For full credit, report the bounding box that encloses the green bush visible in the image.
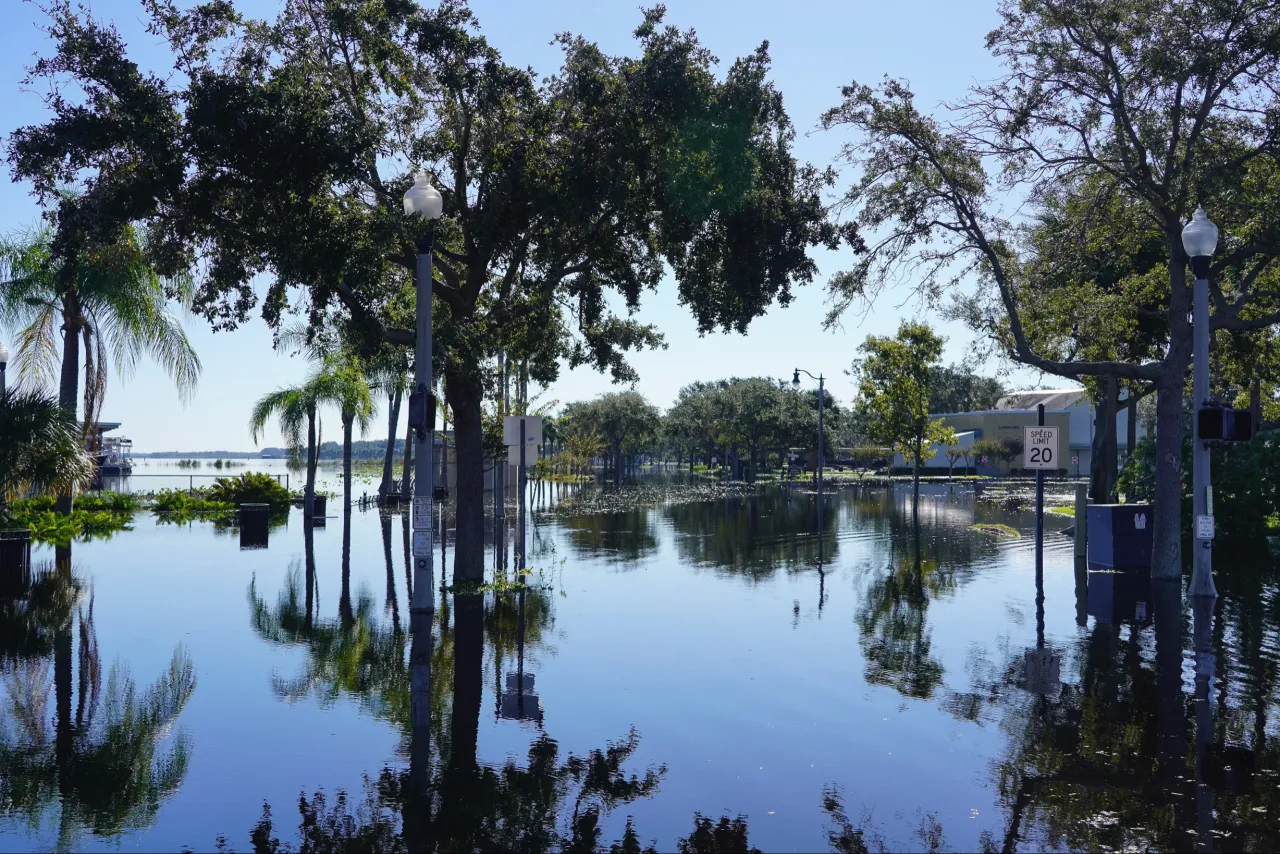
[151,488,234,515]
[12,509,132,545]
[207,472,293,507]
[75,491,139,512]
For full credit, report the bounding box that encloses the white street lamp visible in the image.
[1182,207,1218,599]
[404,172,444,612]
[793,367,826,536]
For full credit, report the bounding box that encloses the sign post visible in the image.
[1024,408,1059,579]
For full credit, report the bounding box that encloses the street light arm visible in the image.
[795,368,821,383]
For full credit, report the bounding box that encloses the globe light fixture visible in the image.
[792,369,801,387]
[1181,207,1219,259]
[403,172,444,220]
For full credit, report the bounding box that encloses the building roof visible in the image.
[995,389,1087,411]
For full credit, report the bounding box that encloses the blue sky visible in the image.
[0,0,1051,452]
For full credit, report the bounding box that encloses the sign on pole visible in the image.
[1071,455,1078,465]
[503,416,543,447]
[412,496,432,530]
[412,530,432,558]
[1023,426,1060,470]
[1195,514,1215,540]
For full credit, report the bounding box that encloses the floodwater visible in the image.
[2,476,1279,852]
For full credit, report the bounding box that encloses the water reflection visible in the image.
[0,548,195,846]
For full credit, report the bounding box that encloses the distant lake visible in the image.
[1,477,1275,851]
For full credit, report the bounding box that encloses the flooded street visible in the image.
[3,477,1278,851]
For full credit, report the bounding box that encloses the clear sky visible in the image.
[0,0,1052,452]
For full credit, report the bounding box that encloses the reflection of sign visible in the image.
[412,496,432,530]
[499,672,543,724]
[1196,514,1215,540]
[1023,426,1059,470]
[412,530,432,557]
[1023,648,1061,697]
[508,443,538,466]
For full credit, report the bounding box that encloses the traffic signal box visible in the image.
[1198,404,1253,443]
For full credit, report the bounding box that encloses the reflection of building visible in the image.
[87,422,133,476]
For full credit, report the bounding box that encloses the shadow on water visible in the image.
[0,544,196,848]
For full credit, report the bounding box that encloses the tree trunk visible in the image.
[447,370,485,586]
[1126,384,1139,462]
[379,388,402,500]
[912,443,921,525]
[451,593,484,771]
[1251,375,1263,430]
[342,411,354,512]
[56,301,82,515]
[401,416,413,504]
[304,405,318,519]
[340,497,353,624]
[1105,374,1119,500]
[1090,377,1117,503]
[614,442,622,488]
[1152,252,1193,581]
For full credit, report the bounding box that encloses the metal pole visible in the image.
[1191,266,1217,598]
[519,417,526,572]
[1036,403,1045,576]
[817,375,825,534]
[0,362,6,399]
[411,232,435,612]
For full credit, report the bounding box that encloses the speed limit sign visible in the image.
[1024,426,1060,470]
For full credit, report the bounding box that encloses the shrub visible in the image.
[75,491,139,513]
[151,488,234,515]
[207,472,293,507]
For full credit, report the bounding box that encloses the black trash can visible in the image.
[0,529,33,597]
[1087,504,1153,568]
[309,495,327,519]
[239,503,270,550]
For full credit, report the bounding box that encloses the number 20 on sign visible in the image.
[1023,426,1060,470]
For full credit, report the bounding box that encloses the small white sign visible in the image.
[1196,514,1215,540]
[412,530,432,557]
[503,415,543,447]
[1071,455,1079,465]
[412,496,432,530]
[1023,426,1060,470]
[980,456,989,465]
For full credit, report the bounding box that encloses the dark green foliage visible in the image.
[0,389,95,516]
[1120,431,1280,546]
[207,473,293,508]
[150,488,234,516]
[926,364,1006,414]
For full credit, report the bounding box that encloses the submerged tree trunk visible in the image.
[1152,253,1193,581]
[304,405,318,519]
[912,443,921,526]
[379,388,402,500]
[447,370,485,586]
[56,302,82,516]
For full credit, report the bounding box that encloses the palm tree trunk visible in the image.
[447,370,485,586]
[54,543,73,804]
[379,389,402,501]
[304,404,318,519]
[342,411,354,512]
[56,300,82,516]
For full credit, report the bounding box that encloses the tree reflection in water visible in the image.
[0,547,196,847]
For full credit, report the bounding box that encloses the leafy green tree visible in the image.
[927,363,1005,414]
[821,0,1280,576]
[106,1,838,584]
[0,389,95,521]
[852,322,951,519]
[0,224,200,512]
[562,392,661,486]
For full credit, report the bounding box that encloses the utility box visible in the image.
[1087,504,1153,568]
[0,530,33,597]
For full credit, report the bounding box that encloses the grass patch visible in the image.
[1049,506,1076,516]
[971,523,1021,539]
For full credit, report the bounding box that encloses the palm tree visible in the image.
[366,349,411,502]
[326,355,375,513]
[0,224,201,512]
[0,389,95,522]
[250,377,325,520]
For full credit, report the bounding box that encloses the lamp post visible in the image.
[404,173,444,612]
[1182,207,1218,599]
[793,368,825,534]
[0,341,8,399]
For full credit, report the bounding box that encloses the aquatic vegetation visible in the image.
[150,488,234,517]
[970,523,1020,539]
[551,481,757,516]
[206,472,294,507]
[5,497,135,545]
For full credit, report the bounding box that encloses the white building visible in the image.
[994,388,1130,475]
